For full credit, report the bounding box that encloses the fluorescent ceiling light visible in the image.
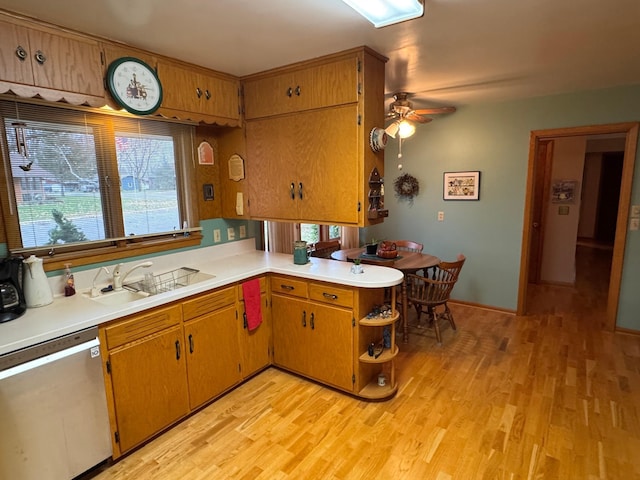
[341,0,424,28]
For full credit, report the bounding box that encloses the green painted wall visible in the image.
[366,84,640,330]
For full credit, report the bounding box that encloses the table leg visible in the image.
[402,276,408,343]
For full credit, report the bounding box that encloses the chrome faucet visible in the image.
[113,261,153,291]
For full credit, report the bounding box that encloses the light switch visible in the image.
[227,227,235,240]
[239,225,246,238]
[438,211,444,221]
[631,218,640,231]
[631,205,640,218]
[213,229,221,242]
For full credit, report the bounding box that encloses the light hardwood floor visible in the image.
[89,246,640,479]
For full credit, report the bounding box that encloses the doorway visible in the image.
[517,123,639,330]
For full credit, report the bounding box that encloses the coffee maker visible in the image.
[0,256,27,322]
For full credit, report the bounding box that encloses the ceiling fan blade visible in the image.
[413,106,457,115]
[405,112,432,124]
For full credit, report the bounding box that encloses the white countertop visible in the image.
[0,240,403,356]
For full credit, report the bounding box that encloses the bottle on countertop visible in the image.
[64,263,76,297]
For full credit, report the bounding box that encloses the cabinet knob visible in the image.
[196,87,202,98]
[15,45,27,61]
[310,312,315,330]
[298,182,303,200]
[188,334,194,353]
[290,182,295,199]
[175,340,181,360]
[34,50,46,65]
[295,85,301,96]
[204,89,211,100]
[322,292,338,300]
[302,310,306,327]
[286,87,293,97]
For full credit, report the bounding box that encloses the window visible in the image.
[0,101,199,268]
[300,224,341,244]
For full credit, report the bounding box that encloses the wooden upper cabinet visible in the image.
[157,59,240,124]
[243,56,358,119]
[0,16,103,97]
[244,46,387,227]
[0,19,34,85]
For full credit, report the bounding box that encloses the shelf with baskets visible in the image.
[356,288,400,399]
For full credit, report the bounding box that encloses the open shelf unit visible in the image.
[356,287,399,399]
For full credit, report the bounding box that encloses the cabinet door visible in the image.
[238,291,271,378]
[28,28,103,96]
[272,295,313,376]
[157,60,199,113]
[184,304,242,409]
[199,72,240,120]
[307,302,354,391]
[245,114,299,220]
[108,325,189,453]
[0,20,34,85]
[295,105,359,224]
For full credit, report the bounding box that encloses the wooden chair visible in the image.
[310,240,341,259]
[405,254,466,344]
[393,240,424,253]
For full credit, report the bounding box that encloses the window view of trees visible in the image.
[300,224,341,244]
[1,101,190,253]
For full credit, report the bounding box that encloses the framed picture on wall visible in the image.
[443,171,481,200]
[551,180,579,204]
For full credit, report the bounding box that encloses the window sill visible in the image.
[38,233,203,272]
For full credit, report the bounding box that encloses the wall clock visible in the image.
[106,57,163,115]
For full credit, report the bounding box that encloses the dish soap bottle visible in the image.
[64,263,76,297]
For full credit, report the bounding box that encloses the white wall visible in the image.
[540,136,586,284]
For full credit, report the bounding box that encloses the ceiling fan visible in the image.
[368,92,456,169]
[384,92,456,138]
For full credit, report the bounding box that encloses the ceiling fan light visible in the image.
[398,120,416,138]
[340,0,424,28]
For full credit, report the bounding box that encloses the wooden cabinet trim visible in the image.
[104,304,182,350]
[182,286,237,321]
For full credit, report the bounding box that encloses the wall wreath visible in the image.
[394,173,420,199]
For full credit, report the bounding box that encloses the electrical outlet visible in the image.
[213,229,221,242]
[227,227,235,240]
[239,225,246,238]
[631,218,640,231]
[631,205,640,218]
[438,211,444,221]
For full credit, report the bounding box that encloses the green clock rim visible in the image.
[106,57,163,116]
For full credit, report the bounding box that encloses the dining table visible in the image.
[331,247,440,342]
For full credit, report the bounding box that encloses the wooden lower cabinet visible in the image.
[102,306,189,455]
[271,276,355,393]
[100,274,395,458]
[183,303,241,410]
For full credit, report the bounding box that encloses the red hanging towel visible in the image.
[242,278,263,331]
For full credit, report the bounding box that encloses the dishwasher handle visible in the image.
[0,337,100,380]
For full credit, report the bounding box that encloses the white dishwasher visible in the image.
[0,326,112,480]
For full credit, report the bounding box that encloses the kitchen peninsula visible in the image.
[0,239,404,458]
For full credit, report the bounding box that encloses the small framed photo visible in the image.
[551,180,578,204]
[444,171,480,200]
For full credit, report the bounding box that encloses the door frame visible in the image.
[517,122,639,330]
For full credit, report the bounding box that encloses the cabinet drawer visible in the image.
[182,286,236,321]
[309,282,353,308]
[270,275,308,298]
[104,304,182,350]
[238,276,267,300]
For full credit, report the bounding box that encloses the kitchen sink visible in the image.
[84,289,150,306]
[123,267,215,295]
